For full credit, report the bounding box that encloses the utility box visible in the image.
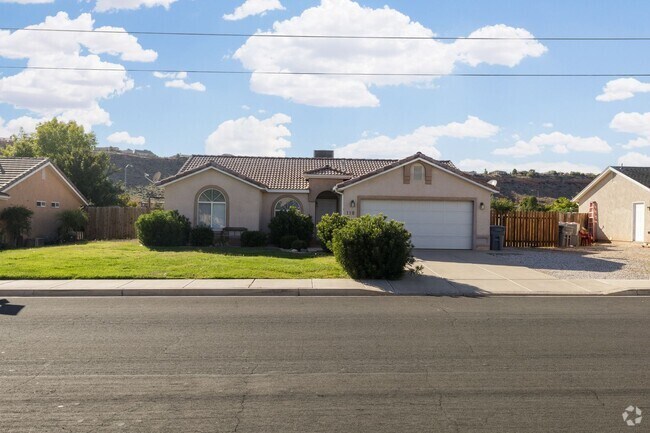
[559,222,579,247]
[490,225,506,250]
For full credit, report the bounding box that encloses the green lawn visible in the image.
[0,241,347,279]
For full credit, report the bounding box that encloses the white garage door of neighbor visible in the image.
[361,200,474,249]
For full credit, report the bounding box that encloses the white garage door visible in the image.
[361,200,474,249]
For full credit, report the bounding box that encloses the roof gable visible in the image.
[573,166,650,201]
[304,165,352,178]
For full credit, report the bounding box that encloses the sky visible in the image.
[1,0,650,174]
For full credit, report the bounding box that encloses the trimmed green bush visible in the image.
[0,206,33,247]
[332,214,415,280]
[189,225,214,247]
[268,207,314,245]
[135,210,191,247]
[291,239,308,251]
[280,234,299,249]
[316,212,350,252]
[57,208,88,242]
[241,230,268,247]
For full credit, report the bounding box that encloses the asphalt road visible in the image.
[1,297,649,433]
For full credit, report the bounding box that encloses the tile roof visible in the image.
[615,166,650,189]
[162,153,497,191]
[0,157,48,191]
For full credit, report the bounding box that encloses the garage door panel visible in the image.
[361,200,473,249]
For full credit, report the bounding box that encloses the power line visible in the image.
[2,27,650,41]
[1,65,649,77]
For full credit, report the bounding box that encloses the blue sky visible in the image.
[1,0,650,173]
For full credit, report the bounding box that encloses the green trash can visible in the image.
[490,225,506,250]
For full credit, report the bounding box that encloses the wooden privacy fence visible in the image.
[85,207,149,240]
[490,211,589,248]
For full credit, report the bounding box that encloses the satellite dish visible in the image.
[153,172,162,183]
[488,180,498,187]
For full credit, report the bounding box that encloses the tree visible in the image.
[2,119,122,205]
[491,197,516,212]
[0,206,33,246]
[548,197,579,212]
[518,196,543,211]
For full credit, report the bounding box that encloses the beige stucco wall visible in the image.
[0,165,85,241]
[339,162,493,249]
[577,171,650,242]
[163,168,264,230]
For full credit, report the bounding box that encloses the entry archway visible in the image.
[315,191,339,223]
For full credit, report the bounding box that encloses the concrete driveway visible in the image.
[388,249,643,296]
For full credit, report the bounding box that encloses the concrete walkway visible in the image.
[0,276,648,296]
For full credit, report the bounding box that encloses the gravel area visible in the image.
[490,242,650,280]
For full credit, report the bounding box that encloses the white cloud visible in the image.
[622,137,650,149]
[0,116,43,137]
[94,0,178,12]
[233,0,546,107]
[610,112,650,137]
[617,152,650,166]
[205,113,292,156]
[458,159,601,174]
[223,0,285,21]
[153,71,206,92]
[493,132,611,157]
[335,116,499,159]
[107,131,146,146]
[597,78,650,102]
[542,122,553,128]
[0,12,156,129]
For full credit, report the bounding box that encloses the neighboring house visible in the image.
[158,151,497,250]
[0,158,88,242]
[573,166,650,243]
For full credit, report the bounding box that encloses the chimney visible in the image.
[314,150,334,158]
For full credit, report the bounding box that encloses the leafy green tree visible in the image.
[518,196,543,211]
[491,197,516,213]
[548,197,579,212]
[3,119,122,205]
[0,206,33,246]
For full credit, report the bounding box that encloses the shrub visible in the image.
[0,206,33,247]
[491,197,516,213]
[291,239,308,251]
[280,234,299,249]
[57,209,88,242]
[241,230,268,247]
[189,225,214,247]
[268,207,314,245]
[316,213,350,252]
[332,214,415,280]
[135,210,191,247]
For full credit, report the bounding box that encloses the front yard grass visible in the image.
[0,240,347,279]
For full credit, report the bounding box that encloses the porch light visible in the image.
[350,200,356,208]
[480,202,485,210]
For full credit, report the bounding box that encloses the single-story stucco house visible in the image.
[0,157,88,242]
[574,166,650,243]
[158,151,498,250]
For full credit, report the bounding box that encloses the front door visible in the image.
[315,191,339,223]
[633,203,645,242]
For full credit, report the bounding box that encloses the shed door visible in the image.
[360,200,474,249]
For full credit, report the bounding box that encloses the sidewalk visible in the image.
[0,277,649,296]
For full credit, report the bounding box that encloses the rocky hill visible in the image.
[106,150,187,188]
[476,171,596,204]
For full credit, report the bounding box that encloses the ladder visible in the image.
[588,201,598,241]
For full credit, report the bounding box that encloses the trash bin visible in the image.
[558,223,567,247]
[490,225,506,251]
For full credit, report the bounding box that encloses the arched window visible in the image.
[274,197,302,215]
[412,164,424,182]
[197,189,227,230]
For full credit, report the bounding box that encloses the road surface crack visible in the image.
[233,363,258,433]
[437,394,459,433]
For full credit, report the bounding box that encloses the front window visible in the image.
[274,197,302,215]
[412,164,424,182]
[197,189,227,230]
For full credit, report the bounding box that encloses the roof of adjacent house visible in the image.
[614,166,650,189]
[160,152,498,192]
[0,157,49,191]
[0,157,88,204]
[573,166,650,201]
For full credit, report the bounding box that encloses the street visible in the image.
[1,296,649,432]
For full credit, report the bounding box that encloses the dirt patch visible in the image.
[491,242,650,279]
